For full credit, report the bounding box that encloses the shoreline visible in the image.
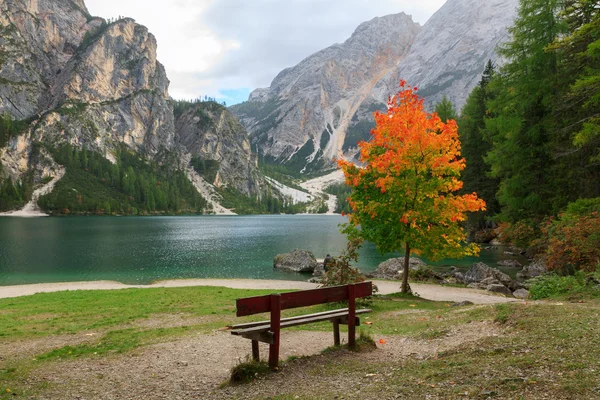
[0,278,519,304]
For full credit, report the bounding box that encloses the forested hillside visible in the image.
[457,0,599,273]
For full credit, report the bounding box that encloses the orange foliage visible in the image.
[338,82,485,261]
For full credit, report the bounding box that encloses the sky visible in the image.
[85,0,446,105]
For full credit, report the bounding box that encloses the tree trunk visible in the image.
[401,242,411,293]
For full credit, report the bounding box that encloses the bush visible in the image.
[498,220,539,248]
[540,200,600,274]
[320,238,369,287]
[529,272,600,300]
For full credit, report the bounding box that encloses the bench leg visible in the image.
[269,294,281,370]
[333,320,340,346]
[348,284,356,349]
[252,340,260,362]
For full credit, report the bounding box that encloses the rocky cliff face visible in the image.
[370,0,519,110]
[231,13,420,171]
[175,102,263,197]
[0,0,264,212]
[231,0,519,172]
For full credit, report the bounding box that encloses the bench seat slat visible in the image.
[231,308,372,335]
[230,308,356,330]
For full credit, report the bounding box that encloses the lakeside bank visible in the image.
[0,278,519,304]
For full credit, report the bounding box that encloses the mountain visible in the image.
[230,0,519,173]
[0,0,265,214]
[231,13,420,173]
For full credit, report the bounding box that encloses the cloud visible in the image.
[85,0,446,104]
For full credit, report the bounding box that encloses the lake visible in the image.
[0,215,528,286]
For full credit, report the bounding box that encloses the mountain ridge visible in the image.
[231,0,520,173]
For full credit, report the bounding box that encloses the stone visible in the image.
[498,259,523,268]
[274,249,319,273]
[486,284,513,296]
[463,262,524,291]
[516,259,548,281]
[450,301,474,307]
[513,289,530,299]
[368,257,427,280]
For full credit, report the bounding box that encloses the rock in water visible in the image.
[369,257,427,280]
[516,259,548,281]
[274,249,319,273]
[498,259,523,268]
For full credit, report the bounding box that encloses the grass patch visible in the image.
[229,358,271,384]
[35,326,195,361]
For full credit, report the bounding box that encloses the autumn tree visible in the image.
[339,81,486,293]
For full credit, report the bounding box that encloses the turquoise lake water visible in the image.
[0,215,528,286]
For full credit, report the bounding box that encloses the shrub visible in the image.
[528,272,599,300]
[542,205,600,274]
[498,219,539,248]
[320,237,369,287]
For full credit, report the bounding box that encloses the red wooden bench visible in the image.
[229,281,373,370]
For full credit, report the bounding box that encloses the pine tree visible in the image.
[485,0,566,221]
[551,0,600,198]
[435,95,457,123]
[459,61,500,228]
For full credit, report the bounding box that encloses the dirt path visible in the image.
[0,278,518,304]
[26,320,502,400]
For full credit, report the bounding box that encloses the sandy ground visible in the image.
[0,166,65,218]
[0,278,519,304]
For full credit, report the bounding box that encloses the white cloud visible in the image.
[84,0,446,103]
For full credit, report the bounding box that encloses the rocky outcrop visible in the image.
[370,0,519,110]
[232,0,519,174]
[175,102,264,197]
[516,259,548,282]
[274,249,319,273]
[457,262,523,295]
[368,257,427,280]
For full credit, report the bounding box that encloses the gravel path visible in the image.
[0,279,518,304]
[26,320,502,400]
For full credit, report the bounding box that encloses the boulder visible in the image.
[368,257,427,280]
[463,262,521,291]
[486,284,513,296]
[516,259,547,281]
[273,249,319,273]
[498,259,523,268]
[513,289,530,299]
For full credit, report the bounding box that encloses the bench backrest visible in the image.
[235,281,373,317]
